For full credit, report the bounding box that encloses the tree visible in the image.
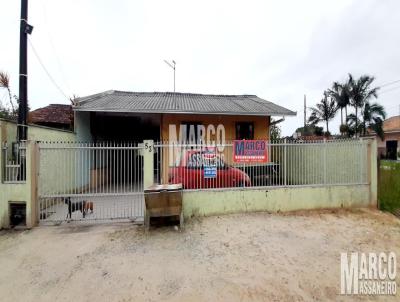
[295,125,323,137]
[0,71,16,113]
[347,74,379,137]
[269,121,281,140]
[328,81,350,131]
[0,71,18,118]
[361,101,386,139]
[347,114,362,137]
[308,93,338,135]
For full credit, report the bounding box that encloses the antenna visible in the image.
[304,94,307,128]
[164,60,176,93]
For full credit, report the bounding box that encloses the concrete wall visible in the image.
[0,135,378,228]
[182,185,372,218]
[174,139,377,218]
[0,118,75,143]
[74,111,92,142]
[0,119,75,228]
[0,141,37,228]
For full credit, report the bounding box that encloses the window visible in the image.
[235,122,254,140]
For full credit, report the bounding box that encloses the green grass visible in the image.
[379,160,400,213]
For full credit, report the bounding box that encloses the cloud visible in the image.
[0,0,399,136]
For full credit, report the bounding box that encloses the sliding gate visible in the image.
[38,142,145,224]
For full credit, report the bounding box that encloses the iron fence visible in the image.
[154,139,370,190]
[34,139,370,223]
[38,142,144,223]
[1,141,27,183]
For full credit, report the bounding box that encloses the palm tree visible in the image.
[347,114,362,137]
[347,74,379,137]
[0,71,15,113]
[308,92,338,135]
[361,101,386,139]
[328,81,350,134]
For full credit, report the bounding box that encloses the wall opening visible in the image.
[9,202,26,227]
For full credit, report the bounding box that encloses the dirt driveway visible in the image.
[0,208,399,302]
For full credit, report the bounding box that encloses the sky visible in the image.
[1,0,399,136]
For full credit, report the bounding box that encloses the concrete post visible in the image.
[323,138,327,185]
[284,138,287,186]
[369,138,378,207]
[30,142,39,226]
[143,140,154,189]
[0,124,3,182]
[25,140,33,228]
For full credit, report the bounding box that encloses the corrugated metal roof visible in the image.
[74,90,296,116]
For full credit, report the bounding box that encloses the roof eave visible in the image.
[73,107,297,116]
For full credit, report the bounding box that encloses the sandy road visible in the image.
[0,208,399,302]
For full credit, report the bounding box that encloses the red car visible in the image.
[168,150,251,189]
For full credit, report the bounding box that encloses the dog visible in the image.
[64,198,94,219]
[84,201,94,214]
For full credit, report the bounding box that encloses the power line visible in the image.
[385,104,400,110]
[379,79,400,88]
[380,85,400,95]
[40,0,72,96]
[28,38,70,100]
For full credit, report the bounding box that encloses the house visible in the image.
[73,91,296,143]
[29,104,73,130]
[376,115,400,159]
[292,125,324,139]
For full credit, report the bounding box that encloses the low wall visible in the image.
[0,142,37,228]
[182,139,377,218]
[0,119,75,229]
[0,118,76,143]
[182,184,372,218]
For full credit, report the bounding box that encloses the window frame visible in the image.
[235,122,255,140]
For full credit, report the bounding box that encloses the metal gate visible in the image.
[38,142,144,224]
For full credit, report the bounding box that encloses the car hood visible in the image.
[230,167,250,179]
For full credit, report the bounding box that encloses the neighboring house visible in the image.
[29,104,73,130]
[375,115,400,160]
[73,91,296,142]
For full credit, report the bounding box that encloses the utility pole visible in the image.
[17,0,33,141]
[304,94,307,128]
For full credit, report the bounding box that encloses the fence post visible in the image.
[360,138,364,184]
[323,138,327,185]
[31,142,40,226]
[0,143,3,183]
[24,141,33,228]
[284,138,287,186]
[0,125,2,182]
[143,140,154,189]
[369,138,378,207]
